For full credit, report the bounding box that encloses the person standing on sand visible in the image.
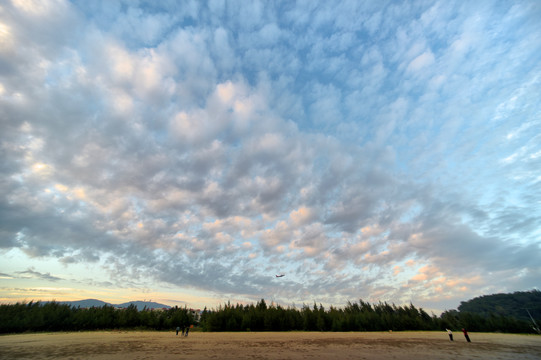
[185,326,190,337]
[446,329,453,341]
[176,326,180,335]
[462,328,471,342]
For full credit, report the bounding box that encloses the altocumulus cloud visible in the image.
[1,0,540,311]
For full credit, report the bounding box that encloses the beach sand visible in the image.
[1,331,540,360]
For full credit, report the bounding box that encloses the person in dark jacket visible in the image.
[462,328,471,342]
[446,329,453,341]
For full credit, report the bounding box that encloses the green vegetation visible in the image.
[457,290,541,322]
[200,298,537,333]
[200,299,438,332]
[0,302,194,333]
[2,290,539,334]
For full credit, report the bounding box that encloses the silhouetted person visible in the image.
[176,326,180,335]
[446,329,453,341]
[185,326,190,337]
[462,328,471,342]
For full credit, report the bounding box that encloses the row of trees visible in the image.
[1,298,538,334]
[200,300,436,332]
[199,299,537,333]
[0,301,194,333]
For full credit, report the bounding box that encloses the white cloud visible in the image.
[407,50,435,73]
[257,23,282,46]
[1,0,539,313]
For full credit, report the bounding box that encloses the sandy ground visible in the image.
[1,331,540,360]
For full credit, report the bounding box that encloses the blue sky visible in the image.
[1,0,540,313]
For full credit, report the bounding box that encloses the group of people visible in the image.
[176,326,191,337]
[446,328,471,342]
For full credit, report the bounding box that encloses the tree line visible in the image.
[0,301,194,333]
[200,299,437,332]
[1,296,538,334]
[200,299,537,333]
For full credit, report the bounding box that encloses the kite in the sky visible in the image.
[275,274,285,278]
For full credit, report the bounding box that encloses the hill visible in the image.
[59,299,109,308]
[116,301,171,310]
[458,290,541,322]
[57,299,171,310]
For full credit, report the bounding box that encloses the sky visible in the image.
[1,0,540,314]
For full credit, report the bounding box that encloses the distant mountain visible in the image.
[59,299,110,308]
[116,301,171,310]
[57,299,171,310]
[458,290,541,322]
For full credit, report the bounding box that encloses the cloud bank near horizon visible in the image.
[1,0,540,311]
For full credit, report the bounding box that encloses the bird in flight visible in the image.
[275,274,285,278]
